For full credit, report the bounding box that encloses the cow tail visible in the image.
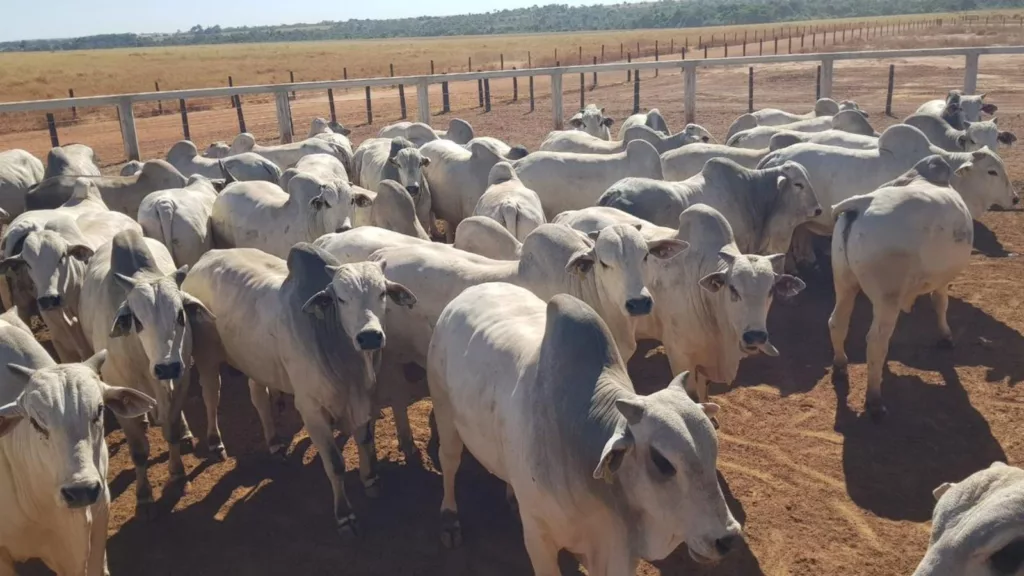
[831,195,872,266]
[500,202,519,239]
[155,199,176,259]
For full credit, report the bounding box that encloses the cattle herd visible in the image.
[0,87,1021,576]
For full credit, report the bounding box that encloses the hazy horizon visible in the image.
[2,0,640,42]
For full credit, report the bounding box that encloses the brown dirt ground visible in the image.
[10,27,1024,576]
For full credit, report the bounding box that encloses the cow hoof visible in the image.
[268,437,289,460]
[363,475,381,499]
[337,514,361,540]
[207,445,228,462]
[178,435,196,455]
[866,400,887,423]
[832,363,848,381]
[136,500,158,522]
[440,509,463,549]
[936,337,954,350]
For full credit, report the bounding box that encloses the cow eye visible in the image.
[728,285,741,302]
[599,260,610,269]
[794,182,804,190]
[336,297,347,305]
[176,309,186,326]
[379,292,387,300]
[30,416,49,439]
[643,254,649,263]
[94,405,104,424]
[650,447,676,477]
[987,170,998,176]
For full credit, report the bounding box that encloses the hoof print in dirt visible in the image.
[440,509,463,549]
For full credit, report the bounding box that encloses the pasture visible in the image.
[3,19,1024,576]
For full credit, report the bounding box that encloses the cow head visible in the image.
[962,93,998,122]
[108,267,214,382]
[0,351,155,509]
[958,119,1016,152]
[762,161,821,254]
[568,224,687,319]
[593,371,742,562]
[952,148,1019,218]
[301,261,416,352]
[569,106,614,140]
[388,147,430,198]
[0,230,94,312]
[698,250,804,356]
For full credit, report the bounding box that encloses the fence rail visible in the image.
[2,45,1021,161]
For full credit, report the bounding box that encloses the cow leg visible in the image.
[521,517,562,576]
[392,397,416,461]
[296,398,358,539]
[355,420,380,498]
[865,299,899,421]
[931,286,953,348]
[87,501,109,576]
[829,280,860,376]
[196,361,225,461]
[119,415,154,515]
[248,380,285,457]
[434,395,465,549]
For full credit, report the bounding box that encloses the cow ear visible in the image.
[648,238,687,260]
[113,273,137,294]
[385,280,417,309]
[932,482,954,501]
[351,192,373,208]
[102,386,156,420]
[701,403,721,418]
[981,102,998,115]
[0,401,25,439]
[615,397,646,425]
[388,156,399,166]
[67,244,94,262]
[954,162,972,177]
[586,230,600,242]
[0,254,26,275]
[82,350,107,374]
[766,253,787,274]
[182,293,215,324]
[109,301,136,338]
[172,265,190,287]
[667,370,690,394]
[419,157,430,167]
[565,249,595,275]
[602,117,615,127]
[699,271,727,293]
[776,175,789,191]
[301,290,333,319]
[998,131,1017,146]
[6,364,35,383]
[774,274,806,298]
[956,134,968,150]
[593,428,634,481]
[568,118,584,129]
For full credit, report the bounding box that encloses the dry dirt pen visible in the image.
[9,26,1024,576]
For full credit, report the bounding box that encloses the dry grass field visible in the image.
[5,18,1024,576]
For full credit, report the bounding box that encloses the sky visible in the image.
[2,0,635,42]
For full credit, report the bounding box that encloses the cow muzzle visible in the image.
[37,294,62,311]
[405,185,420,197]
[356,329,385,351]
[154,361,183,380]
[60,480,103,509]
[741,330,779,356]
[625,295,653,317]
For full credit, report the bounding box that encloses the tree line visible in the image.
[1,0,1016,52]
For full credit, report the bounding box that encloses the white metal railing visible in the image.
[1,45,1021,161]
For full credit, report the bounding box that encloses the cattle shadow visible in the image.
[972,220,1013,258]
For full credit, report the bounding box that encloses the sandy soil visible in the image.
[10,28,1024,576]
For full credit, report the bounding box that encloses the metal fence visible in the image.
[1,45,1021,162]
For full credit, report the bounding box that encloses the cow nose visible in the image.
[715,534,739,556]
[701,136,710,143]
[813,207,823,217]
[335,223,352,233]
[153,362,183,380]
[406,185,420,197]
[37,295,62,311]
[742,330,768,346]
[1013,196,1020,206]
[625,296,653,317]
[356,329,384,351]
[60,481,103,509]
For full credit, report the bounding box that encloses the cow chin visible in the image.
[688,547,717,565]
[739,342,760,356]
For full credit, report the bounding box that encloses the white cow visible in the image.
[916,90,997,127]
[829,177,973,418]
[229,132,350,171]
[913,462,1024,576]
[0,149,44,218]
[166,140,282,183]
[428,286,742,572]
[307,118,355,174]
[727,110,877,149]
[768,130,880,151]
[453,216,523,261]
[352,138,433,235]
[378,121,442,147]
[903,115,1016,153]
[725,98,862,139]
[26,160,190,217]
[514,140,663,219]
[661,144,770,181]
[119,161,143,177]
[0,313,154,576]
[541,124,711,155]
[356,181,431,240]
[138,176,220,268]
[600,158,820,255]
[552,206,666,239]
[567,104,614,140]
[183,244,417,536]
[618,108,670,138]
[79,229,216,514]
[471,163,545,242]
[203,142,231,159]
[278,153,350,194]
[44,145,101,179]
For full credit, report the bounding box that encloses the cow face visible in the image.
[961,93,997,122]
[959,120,1015,152]
[301,261,416,352]
[569,225,687,318]
[0,352,154,510]
[593,372,742,562]
[388,148,430,198]
[953,148,1019,216]
[569,106,614,140]
[698,251,804,356]
[683,124,714,144]
[108,268,214,382]
[764,162,822,254]
[0,230,94,312]
[912,462,1024,576]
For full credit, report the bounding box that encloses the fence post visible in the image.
[477,78,484,107]
[365,86,373,125]
[602,44,605,61]
[513,67,519,101]
[579,46,582,64]
[228,76,235,108]
[748,67,754,112]
[529,75,535,112]
[46,113,59,147]
[343,68,348,80]
[69,89,77,120]
[289,71,296,100]
[528,51,532,68]
[655,40,659,77]
[178,99,190,140]
[683,64,697,124]
[725,43,728,57]
[633,69,640,114]
[117,98,140,161]
[885,64,895,116]
[416,79,430,124]
[328,89,337,123]
[274,91,294,144]
[431,60,435,75]
[704,45,708,58]
[396,83,406,119]
[627,53,632,82]
[774,36,778,54]
[234,94,246,133]
[484,78,491,112]
[759,39,763,55]
[815,65,821,100]
[788,36,792,53]
[551,72,564,129]
[820,58,834,98]
[155,82,162,115]
[501,54,504,70]
[963,52,980,94]
[442,80,450,113]
[592,56,598,87]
